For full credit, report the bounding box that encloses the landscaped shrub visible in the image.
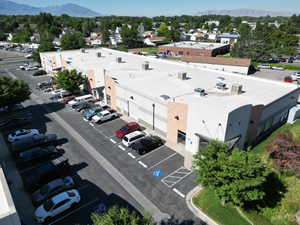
[266,131,300,177]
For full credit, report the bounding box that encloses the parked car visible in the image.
[115,122,141,139]
[11,134,57,155]
[31,176,74,206]
[258,64,271,69]
[291,71,300,80]
[34,189,80,223]
[272,66,285,70]
[284,76,293,83]
[25,65,38,71]
[16,146,59,167]
[82,105,107,120]
[0,117,31,129]
[131,136,164,155]
[22,159,70,192]
[92,109,118,123]
[73,102,93,112]
[68,94,93,107]
[62,96,76,104]
[8,129,39,142]
[51,89,68,96]
[36,81,52,90]
[122,131,146,147]
[33,70,47,76]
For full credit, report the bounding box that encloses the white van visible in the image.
[122,131,146,147]
[68,94,93,107]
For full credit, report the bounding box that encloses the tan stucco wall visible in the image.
[104,75,117,110]
[167,102,188,143]
[51,56,57,68]
[86,70,96,89]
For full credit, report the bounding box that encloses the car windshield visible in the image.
[40,184,49,195]
[123,136,128,142]
[43,199,54,211]
[120,127,129,132]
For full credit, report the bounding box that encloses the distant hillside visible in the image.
[196,8,293,17]
[0,0,101,17]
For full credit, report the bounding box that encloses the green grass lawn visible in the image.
[193,189,253,225]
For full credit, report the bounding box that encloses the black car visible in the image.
[11,134,57,156]
[0,117,31,129]
[16,146,59,168]
[32,70,46,76]
[131,136,164,155]
[22,159,70,193]
[73,102,92,112]
[31,176,75,205]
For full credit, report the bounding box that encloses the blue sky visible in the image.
[12,0,300,16]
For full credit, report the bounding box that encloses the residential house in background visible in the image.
[218,33,240,45]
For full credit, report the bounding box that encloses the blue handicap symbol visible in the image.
[152,169,163,177]
[94,203,107,214]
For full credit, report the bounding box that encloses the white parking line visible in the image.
[110,138,117,144]
[138,161,148,168]
[135,145,165,161]
[118,145,126,151]
[161,167,193,188]
[147,152,177,170]
[83,118,88,122]
[48,198,99,225]
[173,188,185,198]
[89,122,94,127]
[128,152,136,159]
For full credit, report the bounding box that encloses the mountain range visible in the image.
[196,8,294,17]
[0,0,101,17]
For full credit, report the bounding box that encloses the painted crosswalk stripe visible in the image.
[89,122,94,127]
[138,161,148,168]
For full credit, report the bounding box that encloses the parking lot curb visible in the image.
[186,186,220,225]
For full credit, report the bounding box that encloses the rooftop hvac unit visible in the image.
[81,48,86,53]
[231,83,243,95]
[194,88,206,96]
[97,52,101,57]
[116,57,122,63]
[142,61,150,70]
[178,72,187,80]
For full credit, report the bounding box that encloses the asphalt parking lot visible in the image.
[1,63,202,224]
[252,68,298,81]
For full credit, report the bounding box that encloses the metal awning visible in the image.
[194,133,241,150]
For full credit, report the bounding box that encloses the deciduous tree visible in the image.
[55,69,83,94]
[0,76,31,107]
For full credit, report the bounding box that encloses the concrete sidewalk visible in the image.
[0,134,36,225]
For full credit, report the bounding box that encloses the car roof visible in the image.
[51,190,76,204]
[125,122,139,127]
[47,178,64,188]
[124,131,144,139]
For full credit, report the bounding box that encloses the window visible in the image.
[177,130,186,145]
[106,95,111,105]
[178,51,184,55]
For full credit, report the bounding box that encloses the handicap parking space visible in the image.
[149,153,184,179]
[172,172,198,198]
[161,167,192,188]
[137,145,176,169]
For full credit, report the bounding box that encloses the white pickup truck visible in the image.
[92,109,118,123]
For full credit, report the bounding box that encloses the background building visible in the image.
[158,41,230,57]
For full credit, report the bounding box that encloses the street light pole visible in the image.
[152,103,155,130]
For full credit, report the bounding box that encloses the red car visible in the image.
[115,122,141,138]
[62,96,76,104]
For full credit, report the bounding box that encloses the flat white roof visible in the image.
[41,48,299,113]
[0,167,16,220]
[161,41,229,50]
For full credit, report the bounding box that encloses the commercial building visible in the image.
[158,41,230,57]
[40,48,300,160]
[181,55,252,75]
[0,166,21,225]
